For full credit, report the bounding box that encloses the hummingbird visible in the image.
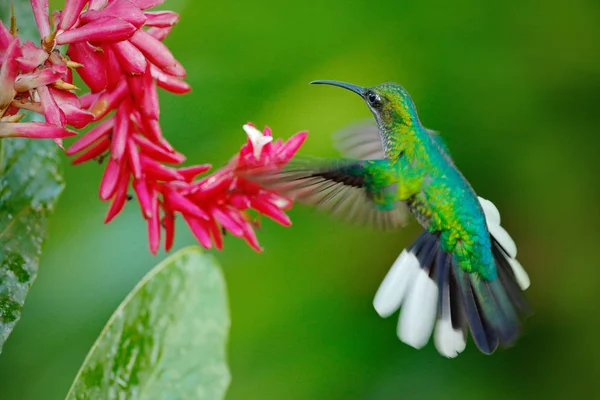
[256,80,531,357]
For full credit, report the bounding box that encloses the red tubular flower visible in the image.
[149,124,308,253]
[0,22,79,140]
[1,1,309,254]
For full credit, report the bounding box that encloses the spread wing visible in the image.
[252,157,409,230]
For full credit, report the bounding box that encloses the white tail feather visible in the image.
[488,224,517,258]
[398,269,438,349]
[434,315,466,358]
[479,197,501,226]
[478,196,530,289]
[507,258,531,290]
[373,251,420,317]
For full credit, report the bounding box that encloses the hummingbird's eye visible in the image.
[367,91,381,107]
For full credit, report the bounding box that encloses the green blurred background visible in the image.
[1,0,599,398]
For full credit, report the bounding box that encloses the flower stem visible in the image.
[10,4,17,36]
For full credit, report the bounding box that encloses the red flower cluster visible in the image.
[0,0,308,253]
[0,9,83,141]
[151,124,307,253]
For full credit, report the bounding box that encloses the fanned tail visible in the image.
[373,197,531,357]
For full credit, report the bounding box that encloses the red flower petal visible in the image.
[0,122,76,139]
[133,133,185,164]
[127,138,143,179]
[227,209,262,251]
[277,131,308,161]
[140,154,184,181]
[89,0,108,10]
[146,26,172,41]
[185,169,233,198]
[49,87,80,106]
[162,186,209,220]
[138,117,172,151]
[150,64,191,94]
[103,46,123,91]
[241,224,262,252]
[99,157,122,200]
[133,178,153,218]
[128,28,185,77]
[71,136,111,164]
[140,66,159,118]
[60,0,89,31]
[207,218,224,250]
[0,19,12,50]
[211,207,244,237]
[61,103,95,128]
[183,215,212,249]
[89,79,128,119]
[67,42,108,93]
[79,92,100,108]
[127,73,144,105]
[111,39,147,75]
[163,208,175,251]
[80,0,147,29]
[111,100,131,161]
[147,189,161,254]
[105,162,131,223]
[56,17,136,45]
[229,192,251,210]
[177,164,211,182]
[67,116,114,155]
[16,41,49,73]
[132,0,165,10]
[14,65,66,92]
[0,39,20,109]
[31,0,51,39]
[250,197,291,226]
[143,11,180,27]
[37,85,66,127]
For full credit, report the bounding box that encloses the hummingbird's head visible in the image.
[310,80,419,130]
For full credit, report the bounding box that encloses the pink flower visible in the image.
[156,125,307,253]
[1,1,309,254]
[69,120,307,253]
[0,20,82,142]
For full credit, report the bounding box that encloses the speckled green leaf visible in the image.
[0,0,65,356]
[66,247,231,400]
[0,138,64,353]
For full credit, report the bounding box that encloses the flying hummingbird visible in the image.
[256,80,531,357]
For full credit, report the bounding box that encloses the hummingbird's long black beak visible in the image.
[310,80,365,96]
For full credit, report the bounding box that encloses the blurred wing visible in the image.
[253,157,409,230]
[331,120,385,159]
[426,128,453,159]
[332,120,451,160]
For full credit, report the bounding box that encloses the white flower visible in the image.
[243,124,273,160]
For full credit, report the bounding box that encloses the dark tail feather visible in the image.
[454,265,499,354]
[493,243,532,318]
[451,239,530,353]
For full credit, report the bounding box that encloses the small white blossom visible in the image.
[243,124,273,160]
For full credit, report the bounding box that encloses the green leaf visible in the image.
[0,137,64,353]
[0,1,64,354]
[65,246,231,400]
